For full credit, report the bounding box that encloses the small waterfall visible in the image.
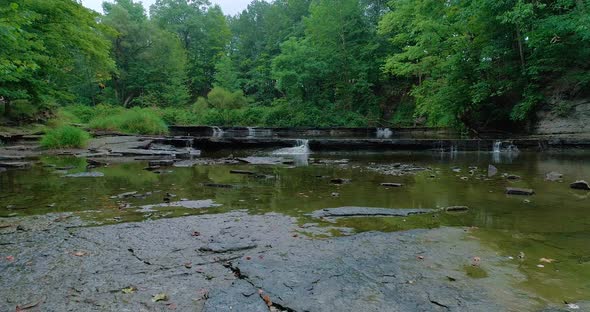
[492,140,519,163]
[247,127,255,138]
[272,139,310,155]
[493,140,519,154]
[493,140,502,154]
[376,128,393,139]
[212,126,224,138]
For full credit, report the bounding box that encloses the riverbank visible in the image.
[1,211,581,312]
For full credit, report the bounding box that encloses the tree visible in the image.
[0,0,114,119]
[151,0,231,97]
[103,0,189,107]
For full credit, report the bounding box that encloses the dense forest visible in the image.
[1,0,589,132]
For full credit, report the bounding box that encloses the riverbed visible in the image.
[1,145,589,311]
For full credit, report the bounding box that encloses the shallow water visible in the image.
[1,149,589,304]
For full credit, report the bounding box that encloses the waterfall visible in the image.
[493,140,502,154]
[493,140,519,154]
[247,127,255,138]
[376,128,393,139]
[212,126,224,138]
[272,139,310,155]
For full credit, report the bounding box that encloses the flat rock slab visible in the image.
[138,199,221,212]
[505,187,535,195]
[0,161,31,169]
[0,212,566,311]
[65,172,105,178]
[310,207,433,218]
[237,157,285,165]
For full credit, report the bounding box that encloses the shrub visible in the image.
[89,108,168,135]
[41,126,90,149]
[207,87,248,109]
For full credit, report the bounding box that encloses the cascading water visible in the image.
[493,140,503,154]
[247,127,255,138]
[212,126,224,138]
[272,139,310,155]
[493,140,519,154]
[376,128,393,139]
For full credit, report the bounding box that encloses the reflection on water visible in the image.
[1,150,589,303]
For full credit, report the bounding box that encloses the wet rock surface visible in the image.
[0,212,556,312]
[309,207,434,218]
[570,180,590,190]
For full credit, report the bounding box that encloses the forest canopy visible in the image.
[1,0,589,131]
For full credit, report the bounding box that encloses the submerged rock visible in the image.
[445,206,470,213]
[330,178,351,184]
[148,159,174,167]
[505,187,535,195]
[237,157,284,165]
[139,199,221,212]
[230,170,256,175]
[505,174,521,180]
[570,180,590,190]
[309,207,433,218]
[380,183,403,187]
[65,172,104,178]
[204,183,234,188]
[545,172,563,182]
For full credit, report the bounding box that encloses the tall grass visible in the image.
[89,108,168,135]
[41,126,90,149]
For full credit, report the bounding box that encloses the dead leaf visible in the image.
[184,262,192,269]
[152,293,169,302]
[537,264,545,268]
[6,255,15,262]
[72,251,87,257]
[191,231,201,237]
[166,303,177,310]
[122,287,136,294]
[539,258,556,263]
[245,256,252,260]
[416,256,424,260]
[15,297,44,312]
[262,295,272,307]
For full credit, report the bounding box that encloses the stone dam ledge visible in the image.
[155,136,590,151]
[1,211,580,312]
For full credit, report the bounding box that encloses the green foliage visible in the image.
[206,87,248,110]
[41,126,90,149]
[3,0,589,131]
[89,108,168,135]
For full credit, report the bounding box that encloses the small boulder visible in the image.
[505,187,534,196]
[570,180,590,190]
[488,165,498,177]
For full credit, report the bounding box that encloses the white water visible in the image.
[376,128,393,139]
[212,126,224,138]
[493,140,519,153]
[272,139,310,155]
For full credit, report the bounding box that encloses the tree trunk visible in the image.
[4,98,11,117]
[516,25,525,70]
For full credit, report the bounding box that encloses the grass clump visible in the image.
[89,108,168,135]
[41,126,90,149]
